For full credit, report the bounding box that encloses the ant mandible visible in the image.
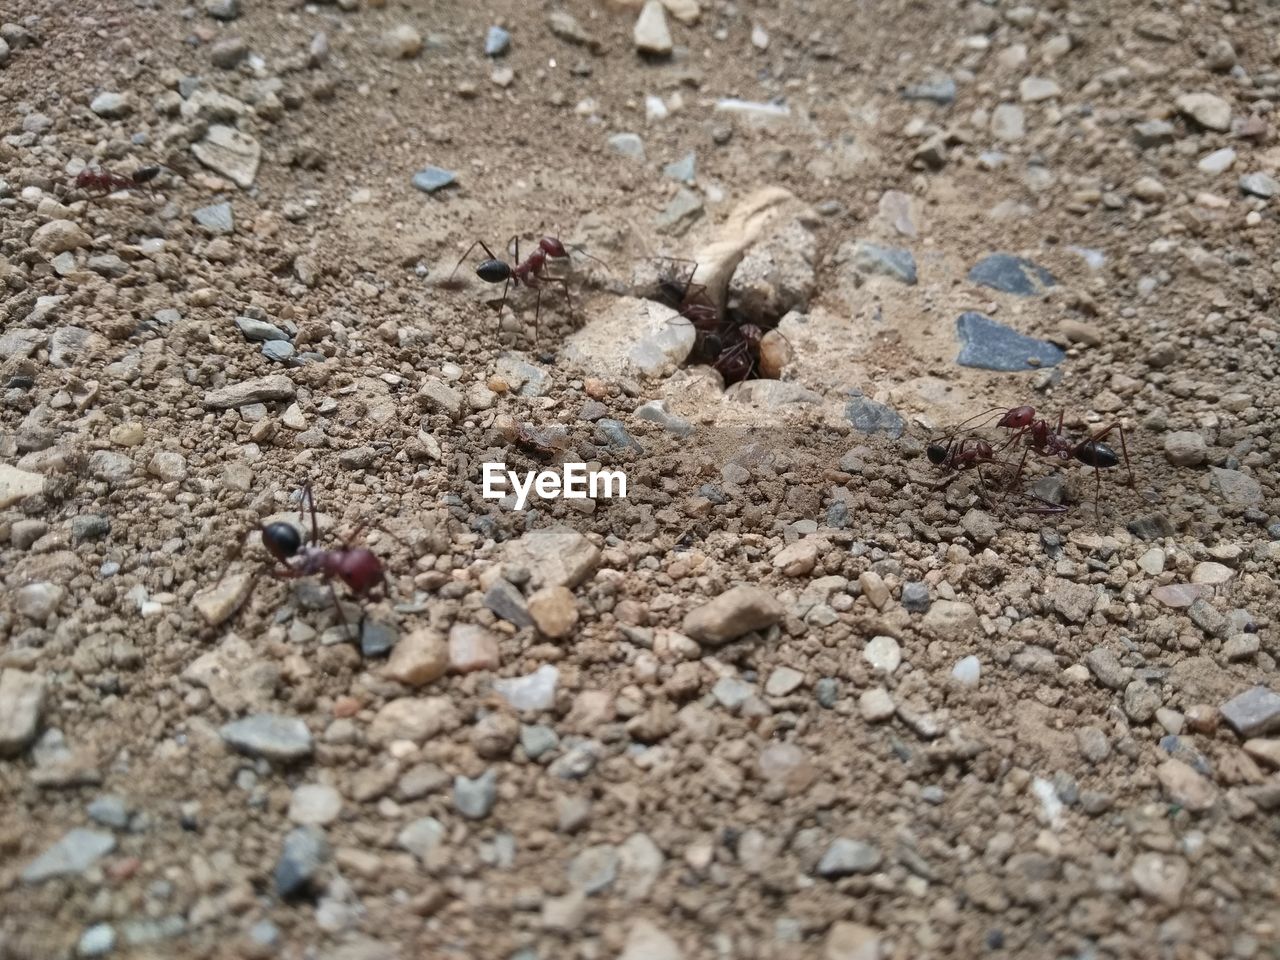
[240,483,391,636]
[448,235,607,339]
[74,164,161,200]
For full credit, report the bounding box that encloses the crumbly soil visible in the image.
[2,0,1279,958]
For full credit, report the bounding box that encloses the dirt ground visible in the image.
[2,0,1279,958]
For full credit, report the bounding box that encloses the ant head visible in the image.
[476,259,511,284]
[739,323,763,347]
[261,522,303,563]
[539,237,568,258]
[998,405,1036,429]
[926,443,949,465]
[336,548,383,596]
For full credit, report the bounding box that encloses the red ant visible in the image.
[992,406,1135,523]
[230,483,391,637]
[449,235,607,339]
[926,432,1067,514]
[74,164,161,199]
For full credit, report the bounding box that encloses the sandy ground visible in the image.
[1,0,1279,958]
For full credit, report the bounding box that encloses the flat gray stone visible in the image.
[0,668,46,756]
[607,133,646,161]
[204,374,295,409]
[22,828,116,883]
[219,714,313,762]
[485,26,511,56]
[845,390,904,438]
[1239,172,1279,199]
[902,75,956,104]
[955,312,1065,372]
[816,838,882,877]
[194,202,234,234]
[192,124,261,188]
[851,241,917,285]
[967,253,1056,295]
[1220,686,1280,738]
[411,167,457,193]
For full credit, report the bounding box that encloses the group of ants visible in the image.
[78,164,1136,636]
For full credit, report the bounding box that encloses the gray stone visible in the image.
[192,124,260,188]
[1239,172,1279,199]
[454,770,498,819]
[204,375,295,409]
[901,582,930,613]
[967,253,1056,296]
[634,0,672,55]
[655,187,703,234]
[1209,468,1263,508]
[194,203,234,234]
[22,829,116,883]
[1124,680,1161,723]
[411,167,457,193]
[635,400,695,437]
[485,26,511,56]
[493,665,559,712]
[484,579,533,628]
[851,241,918,285]
[901,76,955,104]
[262,341,296,363]
[568,844,619,894]
[844,391,906,440]
[607,133,646,161]
[955,312,1065,372]
[78,924,116,957]
[662,151,696,183]
[1133,119,1175,148]
[816,838,882,877]
[815,678,840,708]
[0,669,47,756]
[90,92,132,119]
[1220,687,1280,738]
[356,619,395,658]
[1085,648,1131,690]
[398,817,445,860]
[991,103,1026,141]
[274,826,329,899]
[219,714,313,762]
[596,419,644,452]
[1176,92,1231,132]
[1164,431,1206,466]
[87,794,130,829]
[712,676,755,710]
[521,724,559,759]
[210,37,249,69]
[204,0,239,19]
[288,784,342,826]
[72,515,111,543]
[235,316,289,342]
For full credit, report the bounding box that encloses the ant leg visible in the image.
[449,240,499,281]
[495,276,511,330]
[1093,465,1103,526]
[301,483,321,546]
[326,580,353,637]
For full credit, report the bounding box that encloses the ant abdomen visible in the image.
[476,259,512,284]
[1074,440,1119,469]
[261,522,303,563]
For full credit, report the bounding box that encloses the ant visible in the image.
[449,235,607,339]
[926,434,1068,514]
[992,406,1135,523]
[74,164,161,199]
[231,483,391,637]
